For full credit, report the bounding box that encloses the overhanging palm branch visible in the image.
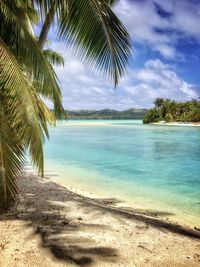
[34,0,132,87]
[0,107,25,210]
[0,0,131,210]
[58,0,132,86]
[0,0,65,118]
[43,49,64,66]
[0,38,55,208]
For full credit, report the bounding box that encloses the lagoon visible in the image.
[44,120,200,227]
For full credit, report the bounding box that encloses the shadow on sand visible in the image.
[1,174,200,266]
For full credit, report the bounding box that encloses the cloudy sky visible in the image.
[43,0,200,110]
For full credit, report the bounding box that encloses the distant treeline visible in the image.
[143,98,200,124]
[64,108,148,120]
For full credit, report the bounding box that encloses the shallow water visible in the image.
[44,120,200,227]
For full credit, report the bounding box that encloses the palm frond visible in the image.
[43,49,64,66]
[31,0,131,87]
[104,0,118,6]
[0,103,25,210]
[0,0,131,210]
[0,0,65,118]
[33,0,118,18]
[0,38,54,177]
[58,0,132,87]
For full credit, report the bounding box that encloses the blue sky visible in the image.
[41,0,200,110]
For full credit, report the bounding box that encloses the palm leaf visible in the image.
[0,103,25,210]
[0,0,65,118]
[43,49,64,66]
[58,0,132,87]
[32,0,131,87]
[34,0,118,17]
[0,38,54,178]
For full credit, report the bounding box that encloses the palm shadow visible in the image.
[1,176,119,266]
[1,173,200,266]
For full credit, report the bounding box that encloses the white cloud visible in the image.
[120,59,198,107]
[50,43,198,109]
[155,44,176,59]
[157,0,200,38]
[44,1,200,110]
[114,0,200,59]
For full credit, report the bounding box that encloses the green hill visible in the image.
[65,108,148,120]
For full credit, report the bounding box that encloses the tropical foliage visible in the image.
[0,0,131,210]
[143,98,200,124]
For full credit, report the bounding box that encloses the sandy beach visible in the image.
[55,120,200,128]
[151,121,200,127]
[0,173,200,267]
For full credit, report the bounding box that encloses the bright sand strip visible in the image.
[56,120,200,127]
[152,121,200,127]
[0,173,200,267]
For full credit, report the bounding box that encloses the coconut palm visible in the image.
[36,0,131,86]
[0,0,131,209]
[43,49,65,66]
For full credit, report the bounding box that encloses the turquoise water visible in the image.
[44,120,200,227]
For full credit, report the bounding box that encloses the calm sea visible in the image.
[44,120,200,227]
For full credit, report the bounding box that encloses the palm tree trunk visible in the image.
[38,3,56,48]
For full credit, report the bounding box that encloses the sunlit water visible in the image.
[44,120,200,227]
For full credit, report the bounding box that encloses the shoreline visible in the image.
[0,172,200,266]
[43,162,200,229]
[48,170,200,229]
[151,121,200,127]
[55,120,200,128]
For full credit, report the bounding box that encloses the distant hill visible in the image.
[65,108,148,120]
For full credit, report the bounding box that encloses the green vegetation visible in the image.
[65,109,148,120]
[0,0,131,210]
[143,98,200,124]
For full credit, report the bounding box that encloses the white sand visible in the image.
[0,173,200,266]
[152,121,200,127]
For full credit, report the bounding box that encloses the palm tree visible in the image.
[154,98,165,109]
[37,0,131,86]
[0,0,131,210]
[43,49,65,66]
